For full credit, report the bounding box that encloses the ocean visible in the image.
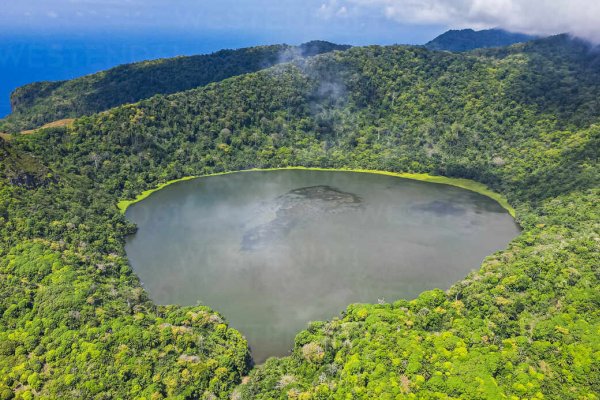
[0,31,269,118]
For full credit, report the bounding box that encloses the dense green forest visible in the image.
[425,28,536,52]
[0,41,349,133]
[0,34,598,399]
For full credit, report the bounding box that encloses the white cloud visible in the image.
[320,0,600,42]
[318,0,352,20]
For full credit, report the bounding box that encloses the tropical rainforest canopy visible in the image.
[0,33,598,399]
[1,41,350,133]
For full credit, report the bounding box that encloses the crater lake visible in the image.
[124,170,520,362]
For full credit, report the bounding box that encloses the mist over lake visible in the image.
[125,170,520,363]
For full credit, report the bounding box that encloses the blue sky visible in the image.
[0,1,447,46]
[2,0,599,44]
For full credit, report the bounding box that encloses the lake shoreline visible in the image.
[117,167,516,218]
[124,168,520,362]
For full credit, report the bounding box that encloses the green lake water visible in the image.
[125,170,520,363]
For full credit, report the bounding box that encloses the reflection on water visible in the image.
[242,185,362,250]
[413,200,467,216]
[125,170,520,363]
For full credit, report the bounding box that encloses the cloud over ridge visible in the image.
[320,0,600,42]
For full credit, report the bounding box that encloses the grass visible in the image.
[117,176,199,213]
[117,167,516,218]
[21,119,75,135]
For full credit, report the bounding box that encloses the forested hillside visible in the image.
[0,41,349,133]
[425,28,536,52]
[0,34,598,399]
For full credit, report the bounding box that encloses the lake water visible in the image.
[125,170,519,363]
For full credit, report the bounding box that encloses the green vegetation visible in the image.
[117,175,198,213]
[0,33,598,398]
[0,41,350,133]
[425,28,536,52]
[0,241,250,400]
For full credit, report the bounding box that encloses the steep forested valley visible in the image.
[0,32,598,399]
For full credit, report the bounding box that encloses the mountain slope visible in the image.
[0,40,350,133]
[426,28,536,52]
[0,35,598,398]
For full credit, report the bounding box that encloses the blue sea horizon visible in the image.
[0,31,272,119]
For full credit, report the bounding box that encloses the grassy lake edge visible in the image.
[117,167,517,218]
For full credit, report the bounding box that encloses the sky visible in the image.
[0,1,446,46]
[2,0,599,43]
[1,1,599,117]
